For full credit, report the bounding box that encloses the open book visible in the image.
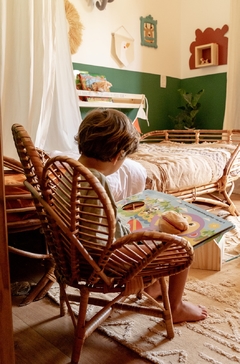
[116,190,234,249]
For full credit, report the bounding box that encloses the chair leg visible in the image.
[70,287,90,364]
[159,277,174,339]
[19,261,56,306]
[59,283,68,317]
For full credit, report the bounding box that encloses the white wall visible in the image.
[71,0,181,78]
[71,0,230,79]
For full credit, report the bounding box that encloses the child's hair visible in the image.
[75,109,140,162]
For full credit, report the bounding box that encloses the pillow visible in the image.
[74,70,88,90]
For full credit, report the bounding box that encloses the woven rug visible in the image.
[223,215,240,262]
[48,257,240,364]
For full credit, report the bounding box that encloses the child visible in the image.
[75,108,208,324]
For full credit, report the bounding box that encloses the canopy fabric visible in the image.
[0,0,81,160]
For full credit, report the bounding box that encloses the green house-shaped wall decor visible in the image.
[140,15,158,48]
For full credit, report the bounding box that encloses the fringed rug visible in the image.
[48,267,240,364]
[224,215,240,262]
[47,214,240,364]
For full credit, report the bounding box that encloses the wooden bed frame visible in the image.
[140,129,240,216]
[4,155,41,234]
[4,155,55,306]
[4,149,49,234]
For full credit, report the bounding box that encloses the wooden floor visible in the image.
[10,235,151,364]
[10,194,240,364]
[13,294,148,364]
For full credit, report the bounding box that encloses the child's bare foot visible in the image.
[171,301,208,323]
[144,280,162,299]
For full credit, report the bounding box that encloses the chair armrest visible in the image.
[105,230,194,281]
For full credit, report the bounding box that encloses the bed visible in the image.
[129,129,240,216]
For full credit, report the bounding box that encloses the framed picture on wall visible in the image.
[140,15,158,48]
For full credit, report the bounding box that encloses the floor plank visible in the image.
[12,293,151,364]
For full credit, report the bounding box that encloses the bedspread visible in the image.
[129,141,238,192]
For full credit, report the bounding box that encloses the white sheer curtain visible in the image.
[0,0,81,160]
[223,0,240,130]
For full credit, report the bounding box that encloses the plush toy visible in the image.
[79,73,112,92]
[159,211,189,234]
[91,81,112,92]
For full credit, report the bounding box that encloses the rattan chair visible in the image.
[11,124,56,305]
[23,151,194,364]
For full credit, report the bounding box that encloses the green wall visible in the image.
[180,73,227,130]
[73,63,226,132]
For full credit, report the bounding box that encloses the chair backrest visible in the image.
[39,156,116,286]
[11,123,117,286]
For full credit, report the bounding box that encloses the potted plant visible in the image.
[168,89,204,129]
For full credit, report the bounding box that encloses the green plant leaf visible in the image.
[168,88,204,129]
[191,89,204,107]
[178,89,193,106]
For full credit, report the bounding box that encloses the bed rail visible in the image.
[141,129,240,144]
